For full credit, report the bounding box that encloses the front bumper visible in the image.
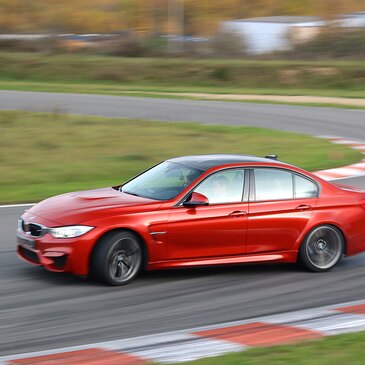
[17,238,72,272]
[16,230,96,275]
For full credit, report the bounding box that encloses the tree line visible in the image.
[0,0,364,34]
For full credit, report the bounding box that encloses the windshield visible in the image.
[121,161,204,200]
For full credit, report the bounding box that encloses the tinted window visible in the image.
[194,169,245,204]
[295,175,318,198]
[254,169,293,201]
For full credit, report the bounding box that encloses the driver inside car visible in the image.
[207,175,231,203]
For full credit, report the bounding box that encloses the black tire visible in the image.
[90,230,143,286]
[298,225,344,272]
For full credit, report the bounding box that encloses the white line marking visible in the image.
[328,173,365,181]
[330,139,365,146]
[312,171,365,181]
[102,333,196,351]
[0,203,35,209]
[131,337,244,364]
[326,167,365,176]
[259,308,332,327]
[313,172,338,180]
[349,146,365,152]
[280,313,365,336]
[350,162,365,168]
[317,135,341,139]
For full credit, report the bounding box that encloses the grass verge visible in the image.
[0,111,361,204]
[168,331,365,365]
[2,80,365,100]
[0,52,365,100]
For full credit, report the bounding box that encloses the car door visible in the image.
[166,168,248,259]
[246,168,319,254]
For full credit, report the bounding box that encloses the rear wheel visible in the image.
[299,225,344,272]
[91,230,143,285]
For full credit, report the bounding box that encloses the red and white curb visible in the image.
[2,299,365,364]
[314,136,365,181]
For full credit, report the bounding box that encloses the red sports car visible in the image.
[17,155,365,285]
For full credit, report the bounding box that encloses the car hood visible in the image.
[24,187,161,226]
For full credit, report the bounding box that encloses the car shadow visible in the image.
[138,262,301,282]
[16,265,92,286]
[18,252,364,288]
[16,261,300,287]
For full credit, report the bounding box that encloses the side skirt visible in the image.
[147,251,298,270]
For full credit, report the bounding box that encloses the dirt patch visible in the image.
[279,69,300,85]
[133,91,365,107]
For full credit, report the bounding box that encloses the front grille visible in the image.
[19,246,40,264]
[21,220,45,237]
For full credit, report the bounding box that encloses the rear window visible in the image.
[295,175,318,198]
[254,169,293,201]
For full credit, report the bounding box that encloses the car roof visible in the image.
[168,154,289,171]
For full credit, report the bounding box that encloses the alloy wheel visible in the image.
[305,225,343,270]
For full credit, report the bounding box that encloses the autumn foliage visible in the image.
[0,0,364,35]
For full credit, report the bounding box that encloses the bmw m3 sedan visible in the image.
[17,155,365,285]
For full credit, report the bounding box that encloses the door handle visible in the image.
[295,204,312,211]
[229,210,247,217]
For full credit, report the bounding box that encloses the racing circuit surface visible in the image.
[1,91,365,356]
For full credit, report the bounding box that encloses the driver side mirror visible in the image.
[183,192,209,207]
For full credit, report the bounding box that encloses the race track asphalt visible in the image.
[1,91,365,139]
[1,91,365,355]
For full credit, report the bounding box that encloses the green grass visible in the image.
[0,52,365,99]
[0,110,361,204]
[167,331,365,365]
[2,80,365,99]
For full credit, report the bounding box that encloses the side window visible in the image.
[194,169,245,204]
[295,175,318,198]
[254,168,293,201]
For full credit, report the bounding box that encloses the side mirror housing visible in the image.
[183,192,209,207]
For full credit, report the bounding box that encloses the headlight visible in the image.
[49,225,94,238]
[18,218,24,231]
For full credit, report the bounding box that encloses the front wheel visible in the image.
[91,230,143,285]
[298,225,344,272]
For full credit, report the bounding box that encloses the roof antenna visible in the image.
[265,154,278,160]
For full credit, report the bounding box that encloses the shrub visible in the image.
[286,28,365,59]
[210,30,247,58]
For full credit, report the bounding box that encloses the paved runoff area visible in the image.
[2,300,365,364]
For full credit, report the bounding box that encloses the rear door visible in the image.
[246,168,319,254]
